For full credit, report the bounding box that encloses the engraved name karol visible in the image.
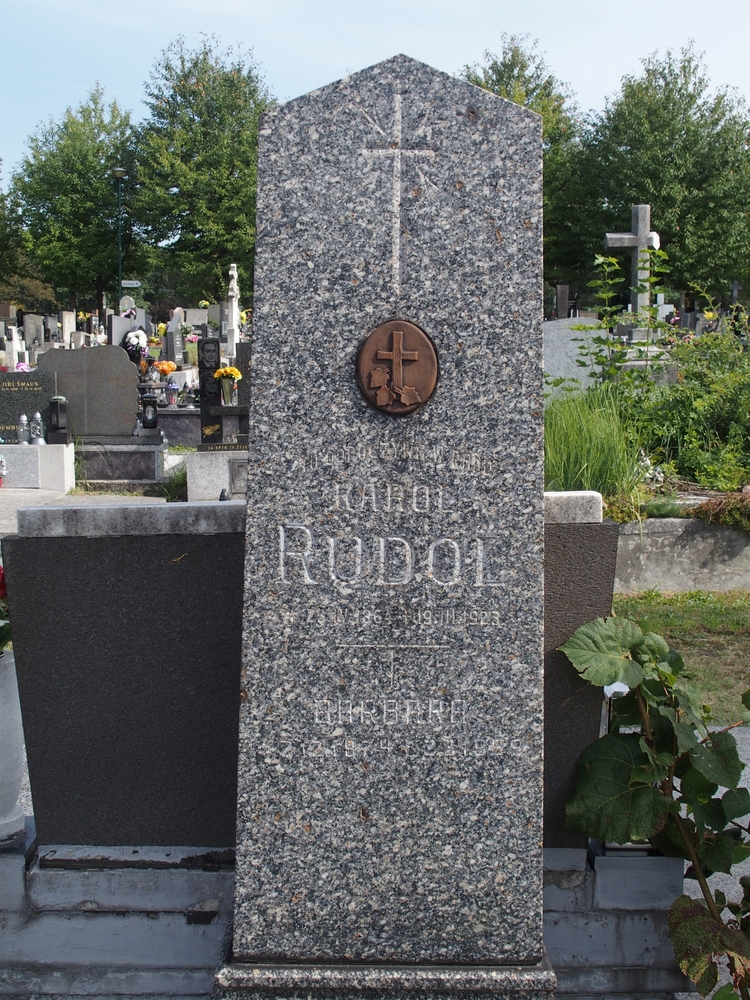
[278,524,507,587]
[331,482,446,513]
[314,696,465,727]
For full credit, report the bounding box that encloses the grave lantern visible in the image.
[49,396,67,431]
[30,411,46,445]
[48,395,71,444]
[16,414,30,444]
[141,391,158,429]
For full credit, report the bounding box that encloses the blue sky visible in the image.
[2,0,750,183]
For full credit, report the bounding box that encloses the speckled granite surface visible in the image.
[217,959,556,998]
[227,53,544,984]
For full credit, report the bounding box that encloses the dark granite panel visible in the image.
[77,447,157,481]
[0,372,57,442]
[543,522,620,848]
[3,533,244,847]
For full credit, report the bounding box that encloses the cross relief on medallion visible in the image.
[360,93,435,295]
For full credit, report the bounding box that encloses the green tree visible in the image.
[12,87,145,315]
[462,36,580,285]
[0,165,22,284]
[573,45,750,297]
[136,36,274,303]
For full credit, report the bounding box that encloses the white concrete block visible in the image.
[185,451,246,501]
[38,444,75,492]
[1,443,74,491]
[544,491,603,523]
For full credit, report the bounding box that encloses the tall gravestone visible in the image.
[217,55,551,1000]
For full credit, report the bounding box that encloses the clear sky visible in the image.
[2,0,749,183]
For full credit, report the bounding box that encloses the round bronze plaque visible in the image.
[357,320,438,416]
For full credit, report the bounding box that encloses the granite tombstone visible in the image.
[37,346,137,438]
[0,372,57,442]
[217,55,551,1000]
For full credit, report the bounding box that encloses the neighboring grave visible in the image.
[184,308,208,327]
[23,314,44,346]
[604,204,660,315]
[226,264,240,359]
[59,311,75,348]
[198,338,223,446]
[163,321,186,367]
[217,55,550,1000]
[37,346,137,438]
[0,371,57,442]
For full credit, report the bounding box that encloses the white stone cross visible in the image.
[604,204,660,315]
[360,93,435,295]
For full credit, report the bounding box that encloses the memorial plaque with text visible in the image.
[221,55,549,1000]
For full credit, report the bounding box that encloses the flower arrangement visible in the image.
[157,322,167,336]
[198,299,210,309]
[213,366,242,381]
[186,333,200,343]
[154,360,177,376]
[124,330,147,352]
[15,362,32,372]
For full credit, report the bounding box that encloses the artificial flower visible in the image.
[214,366,242,380]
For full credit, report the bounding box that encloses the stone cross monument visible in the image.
[217,54,553,1000]
[227,263,240,360]
[604,203,660,316]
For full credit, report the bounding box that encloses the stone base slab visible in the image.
[2,444,75,492]
[216,958,556,1000]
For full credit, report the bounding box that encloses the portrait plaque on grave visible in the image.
[198,338,222,446]
[218,55,551,1000]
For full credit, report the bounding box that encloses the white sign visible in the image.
[121,280,141,288]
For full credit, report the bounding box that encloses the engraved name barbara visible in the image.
[278,524,509,587]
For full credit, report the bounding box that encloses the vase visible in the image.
[220,379,234,405]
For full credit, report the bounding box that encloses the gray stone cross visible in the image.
[604,204,660,315]
[360,93,435,294]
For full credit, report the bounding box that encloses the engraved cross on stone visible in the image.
[377,328,418,390]
[604,204,660,315]
[361,93,435,295]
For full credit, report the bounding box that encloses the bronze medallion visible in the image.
[357,320,438,416]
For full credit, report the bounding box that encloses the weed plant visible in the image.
[544,384,642,498]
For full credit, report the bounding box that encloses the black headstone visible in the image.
[198,338,222,445]
[0,371,57,442]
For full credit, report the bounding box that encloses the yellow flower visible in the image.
[157,322,167,335]
[214,366,242,380]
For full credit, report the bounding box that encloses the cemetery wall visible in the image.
[616,517,750,592]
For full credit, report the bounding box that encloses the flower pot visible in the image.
[220,379,234,406]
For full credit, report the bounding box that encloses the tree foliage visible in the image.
[462,35,580,285]
[136,36,274,303]
[0,164,22,285]
[571,45,750,296]
[11,87,145,312]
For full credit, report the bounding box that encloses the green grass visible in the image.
[613,589,750,724]
[545,385,642,497]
